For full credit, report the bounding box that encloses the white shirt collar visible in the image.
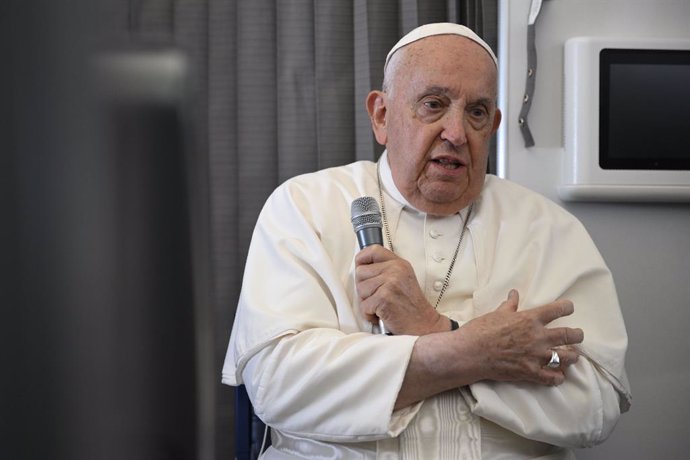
[379,150,418,212]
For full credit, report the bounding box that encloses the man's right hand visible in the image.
[394,290,584,410]
[355,244,448,336]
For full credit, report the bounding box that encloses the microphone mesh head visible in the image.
[350,196,382,232]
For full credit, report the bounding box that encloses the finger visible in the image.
[545,326,584,346]
[553,348,580,368]
[356,276,382,300]
[533,299,574,324]
[496,289,519,312]
[354,262,384,283]
[354,245,395,266]
[541,347,579,369]
[358,297,380,324]
[365,313,378,324]
[558,344,581,355]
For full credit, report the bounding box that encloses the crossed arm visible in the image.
[354,244,585,410]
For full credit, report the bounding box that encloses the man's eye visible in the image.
[423,99,443,110]
[469,107,488,118]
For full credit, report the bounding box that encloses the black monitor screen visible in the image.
[599,48,690,170]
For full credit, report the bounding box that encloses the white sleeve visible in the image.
[462,179,630,448]
[224,175,424,440]
[241,329,422,442]
[463,354,622,448]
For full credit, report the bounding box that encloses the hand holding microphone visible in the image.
[351,196,449,336]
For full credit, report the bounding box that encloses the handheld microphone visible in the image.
[350,196,384,249]
[350,197,389,335]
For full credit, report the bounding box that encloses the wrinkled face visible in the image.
[367,35,501,216]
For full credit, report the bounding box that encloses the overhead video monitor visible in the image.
[560,37,690,202]
[599,48,690,171]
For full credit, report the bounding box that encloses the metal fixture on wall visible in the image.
[518,0,549,147]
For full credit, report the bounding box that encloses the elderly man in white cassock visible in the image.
[223,23,631,459]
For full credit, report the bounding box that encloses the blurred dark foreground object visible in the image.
[1,2,208,458]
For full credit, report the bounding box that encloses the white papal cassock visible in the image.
[223,151,631,459]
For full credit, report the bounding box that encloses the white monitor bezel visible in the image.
[560,36,690,202]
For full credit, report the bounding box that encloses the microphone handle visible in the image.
[356,227,384,249]
[378,318,391,335]
[355,227,391,335]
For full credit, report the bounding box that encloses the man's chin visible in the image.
[414,181,482,213]
[410,195,470,216]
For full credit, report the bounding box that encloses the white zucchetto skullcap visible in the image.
[384,22,498,70]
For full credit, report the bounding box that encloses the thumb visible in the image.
[496,289,519,312]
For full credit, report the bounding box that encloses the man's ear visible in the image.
[366,90,388,146]
[491,108,502,135]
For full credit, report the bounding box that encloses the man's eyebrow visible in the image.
[421,86,454,97]
[418,87,496,106]
[469,97,496,107]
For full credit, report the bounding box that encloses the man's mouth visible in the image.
[431,157,464,170]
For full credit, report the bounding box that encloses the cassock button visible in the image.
[432,253,445,263]
[429,229,441,239]
[433,280,444,291]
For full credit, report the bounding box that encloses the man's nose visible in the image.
[439,108,468,146]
